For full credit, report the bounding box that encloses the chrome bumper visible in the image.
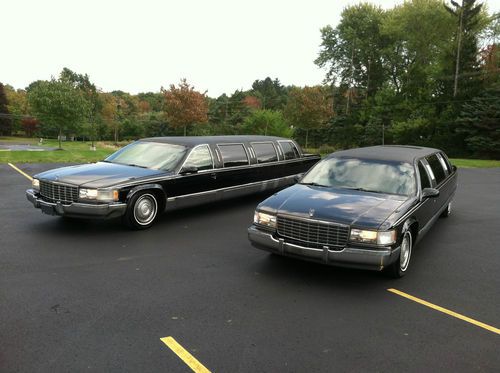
[248,225,400,271]
[26,189,127,219]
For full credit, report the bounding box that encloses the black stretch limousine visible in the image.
[26,136,320,229]
[248,145,458,277]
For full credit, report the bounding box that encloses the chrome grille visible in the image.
[39,181,78,204]
[277,215,349,249]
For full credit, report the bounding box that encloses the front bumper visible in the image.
[248,225,400,271]
[26,189,127,219]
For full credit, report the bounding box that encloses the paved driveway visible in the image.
[1,164,499,372]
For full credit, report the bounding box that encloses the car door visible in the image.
[165,144,218,207]
[414,159,436,229]
[425,153,450,214]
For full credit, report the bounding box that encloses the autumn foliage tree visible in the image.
[284,86,333,148]
[163,79,208,136]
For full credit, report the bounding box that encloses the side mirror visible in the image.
[422,188,439,199]
[179,164,198,175]
[452,165,457,172]
[294,173,303,183]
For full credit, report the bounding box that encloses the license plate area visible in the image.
[41,204,56,215]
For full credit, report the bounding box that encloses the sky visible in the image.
[2,0,499,97]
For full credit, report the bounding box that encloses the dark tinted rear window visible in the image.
[252,142,278,163]
[426,154,446,184]
[280,141,299,160]
[218,144,249,167]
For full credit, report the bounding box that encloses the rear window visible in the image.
[426,154,446,185]
[252,142,278,163]
[218,144,249,167]
[279,141,299,160]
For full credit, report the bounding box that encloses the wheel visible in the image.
[386,225,413,278]
[122,191,159,229]
[441,201,452,218]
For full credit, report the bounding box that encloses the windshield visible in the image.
[105,141,187,171]
[301,157,416,196]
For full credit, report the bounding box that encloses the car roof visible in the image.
[140,135,290,147]
[329,145,442,163]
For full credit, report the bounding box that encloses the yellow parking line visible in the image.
[388,288,500,335]
[161,336,211,373]
[8,163,33,181]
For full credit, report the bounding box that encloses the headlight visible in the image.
[79,188,118,202]
[254,211,277,229]
[32,178,40,190]
[350,229,396,245]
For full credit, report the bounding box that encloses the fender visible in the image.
[126,183,167,203]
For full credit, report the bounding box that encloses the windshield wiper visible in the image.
[342,186,383,193]
[299,182,329,187]
[125,163,149,169]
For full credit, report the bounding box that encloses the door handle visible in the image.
[210,173,217,180]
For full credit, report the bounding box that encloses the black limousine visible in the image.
[26,136,320,229]
[248,145,457,277]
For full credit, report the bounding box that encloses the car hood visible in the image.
[260,184,408,230]
[35,162,169,188]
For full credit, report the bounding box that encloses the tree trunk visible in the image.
[58,128,62,149]
[453,2,464,98]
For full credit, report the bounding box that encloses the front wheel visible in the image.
[386,227,413,278]
[122,191,159,230]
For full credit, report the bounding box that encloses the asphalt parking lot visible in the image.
[1,163,499,372]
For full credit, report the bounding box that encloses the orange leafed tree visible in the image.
[163,79,208,136]
[284,86,333,148]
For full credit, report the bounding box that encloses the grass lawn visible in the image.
[449,159,500,168]
[0,137,117,163]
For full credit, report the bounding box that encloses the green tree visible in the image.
[27,79,89,149]
[0,83,11,136]
[251,78,288,110]
[444,0,486,97]
[242,109,293,137]
[316,3,387,111]
[455,84,500,157]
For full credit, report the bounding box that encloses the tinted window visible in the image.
[426,154,446,184]
[437,153,451,174]
[184,145,213,171]
[418,161,431,190]
[280,141,299,159]
[301,157,416,196]
[252,143,278,163]
[218,144,249,167]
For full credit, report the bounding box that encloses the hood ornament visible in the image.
[309,208,315,217]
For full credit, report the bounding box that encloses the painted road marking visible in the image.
[161,336,211,373]
[8,163,33,181]
[388,288,500,335]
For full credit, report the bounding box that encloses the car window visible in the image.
[218,144,249,167]
[301,157,416,196]
[426,154,446,185]
[280,141,299,160]
[418,161,431,190]
[251,142,278,163]
[184,145,213,171]
[437,153,450,174]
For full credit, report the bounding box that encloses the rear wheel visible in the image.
[122,191,159,230]
[386,226,412,278]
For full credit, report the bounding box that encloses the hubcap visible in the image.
[133,194,157,225]
[400,231,412,271]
